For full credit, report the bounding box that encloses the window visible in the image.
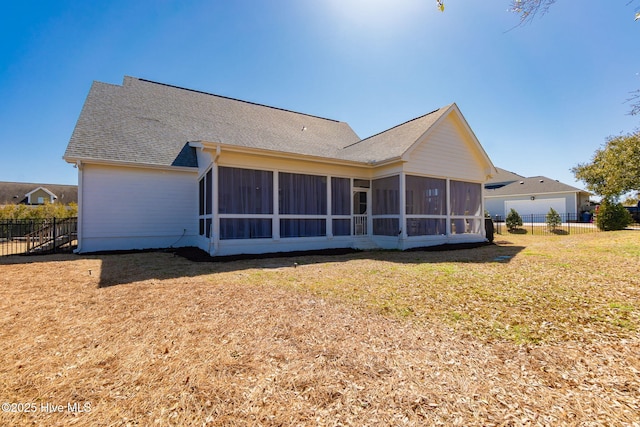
[198,169,213,237]
[407,219,447,236]
[372,175,399,236]
[280,219,326,238]
[218,167,273,214]
[331,177,350,215]
[220,218,272,239]
[332,219,351,236]
[279,172,327,237]
[218,167,273,240]
[205,169,212,215]
[373,218,400,236]
[279,172,326,215]
[450,181,482,217]
[331,177,351,236]
[406,176,446,215]
[198,177,205,216]
[372,175,399,215]
[450,180,483,235]
[353,179,370,188]
[405,175,447,236]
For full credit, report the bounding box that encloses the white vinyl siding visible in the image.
[79,164,197,252]
[405,116,486,182]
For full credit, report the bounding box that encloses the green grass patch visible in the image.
[232,232,640,344]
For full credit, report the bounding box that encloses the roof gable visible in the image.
[26,186,57,198]
[338,106,450,163]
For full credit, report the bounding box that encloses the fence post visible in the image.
[52,217,57,254]
[530,214,534,235]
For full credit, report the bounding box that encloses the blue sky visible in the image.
[1,0,638,190]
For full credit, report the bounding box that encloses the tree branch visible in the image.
[627,90,640,116]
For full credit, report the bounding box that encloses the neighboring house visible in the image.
[64,76,496,256]
[484,168,591,221]
[0,181,78,206]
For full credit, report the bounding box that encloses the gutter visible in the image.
[62,157,198,173]
[191,140,406,169]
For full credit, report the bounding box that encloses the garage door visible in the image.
[504,198,566,221]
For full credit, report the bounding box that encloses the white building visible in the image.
[64,77,496,256]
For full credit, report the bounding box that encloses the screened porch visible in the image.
[197,165,485,248]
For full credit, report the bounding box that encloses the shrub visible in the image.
[596,199,632,231]
[506,208,523,232]
[0,202,77,220]
[545,207,562,231]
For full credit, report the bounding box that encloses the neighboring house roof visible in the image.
[25,186,57,204]
[0,182,78,205]
[484,175,589,197]
[64,76,492,169]
[485,167,525,188]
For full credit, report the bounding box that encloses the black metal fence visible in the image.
[493,213,602,236]
[0,217,77,256]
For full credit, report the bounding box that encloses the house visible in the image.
[63,76,496,256]
[0,181,78,206]
[484,168,592,221]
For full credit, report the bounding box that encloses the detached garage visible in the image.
[504,198,566,221]
[484,170,591,221]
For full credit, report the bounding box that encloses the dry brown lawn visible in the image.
[0,232,638,426]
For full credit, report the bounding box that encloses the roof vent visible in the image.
[539,179,544,183]
[519,181,524,184]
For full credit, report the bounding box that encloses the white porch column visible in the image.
[273,170,280,240]
[446,178,452,236]
[212,162,220,254]
[399,172,407,242]
[327,175,333,238]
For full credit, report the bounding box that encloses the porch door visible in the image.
[353,190,368,235]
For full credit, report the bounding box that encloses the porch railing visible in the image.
[353,214,368,235]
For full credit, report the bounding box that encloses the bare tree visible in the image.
[435,1,640,115]
[435,0,639,24]
[509,0,556,25]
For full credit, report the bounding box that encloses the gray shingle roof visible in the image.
[484,175,589,197]
[485,167,525,185]
[64,76,459,167]
[340,107,451,163]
